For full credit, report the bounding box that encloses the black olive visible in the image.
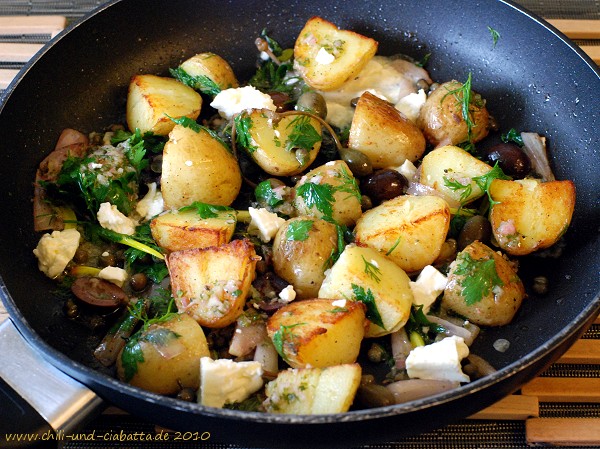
[483,143,531,179]
[71,277,128,308]
[361,169,407,205]
[269,91,292,112]
[457,215,492,250]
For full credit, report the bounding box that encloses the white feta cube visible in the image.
[278,285,296,303]
[248,207,285,242]
[98,266,129,288]
[33,228,81,278]
[406,335,470,383]
[97,202,137,235]
[409,265,448,313]
[210,86,276,120]
[136,182,165,221]
[199,357,264,408]
[315,47,335,65]
[395,89,427,123]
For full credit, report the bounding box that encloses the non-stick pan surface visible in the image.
[0,0,599,447]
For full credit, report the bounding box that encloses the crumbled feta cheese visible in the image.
[199,357,264,408]
[395,89,427,123]
[136,183,164,221]
[279,285,296,303]
[406,335,470,383]
[331,299,347,308]
[248,207,285,242]
[394,159,418,182]
[97,202,137,235]
[98,266,128,288]
[33,228,81,278]
[409,265,448,313]
[210,86,276,120]
[315,47,335,65]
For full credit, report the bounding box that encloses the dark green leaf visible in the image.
[234,114,257,153]
[286,219,314,241]
[501,128,524,146]
[120,335,144,382]
[351,283,385,329]
[488,26,501,48]
[285,116,322,152]
[255,180,284,208]
[170,66,221,96]
[472,162,511,205]
[179,201,235,219]
[296,182,336,218]
[272,323,305,363]
[453,252,504,306]
[167,115,201,132]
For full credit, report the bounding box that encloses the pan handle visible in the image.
[0,319,104,448]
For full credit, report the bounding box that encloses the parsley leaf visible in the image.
[472,162,511,205]
[255,180,284,208]
[443,176,473,203]
[488,26,501,48]
[272,323,305,363]
[296,182,336,218]
[285,116,322,152]
[286,219,314,241]
[120,335,145,382]
[351,283,385,329]
[454,252,504,306]
[249,61,294,93]
[179,201,235,219]
[501,128,524,146]
[234,114,257,153]
[167,115,201,132]
[170,66,221,96]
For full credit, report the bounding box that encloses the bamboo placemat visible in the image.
[0,1,598,448]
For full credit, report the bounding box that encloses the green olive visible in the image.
[296,91,328,120]
[339,147,373,177]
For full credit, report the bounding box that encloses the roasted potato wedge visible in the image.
[264,364,362,414]
[167,239,258,328]
[116,313,210,394]
[293,160,362,226]
[239,109,322,176]
[417,79,490,147]
[293,16,378,91]
[442,241,526,326]
[348,91,426,168]
[177,52,239,93]
[354,195,451,273]
[126,74,202,135]
[318,244,413,337]
[266,298,366,368]
[419,145,493,206]
[150,204,236,252]
[489,178,576,256]
[272,217,339,299]
[161,124,242,209]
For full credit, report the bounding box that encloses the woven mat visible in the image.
[0,1,598,448]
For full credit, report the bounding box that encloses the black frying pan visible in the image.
[0,0,599,447]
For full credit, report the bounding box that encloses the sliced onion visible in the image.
[386,379,460,403]
[463,353,497,379]
[253,338,279,377]
[426,315,479,346]
[406,181,461,208]
[390,328,412,369]
[520,132,555,181]
[229,322,267,357]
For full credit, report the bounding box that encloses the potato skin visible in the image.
[354,195,451,273]
[179,52,239,91]
[442,241,526,326]
[272,217,339,299]
[418,80,490,147]
[161,124,241,209]
[489,178,576,256]
[116,313,210,394]
[348,91,426,168]
[126,74,201,136]
[293,16,378,91]
[167,239,258,328]
[266,298,367,368]
[294,160,362,226]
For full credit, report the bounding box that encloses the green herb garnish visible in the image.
[488,26,501,48]
[272,323,305,363]
[472,162,511,205]
[501,128,524,146]
[255,180,284,208]
[361,256,382,283]
[454,252,504,305]
[179,201,235,219]
[170,66,221,96]
[285,115,322,153]
[234,114,257,153]
[296,182,336,218]
[286,219,314,241]
[351,284,384,329]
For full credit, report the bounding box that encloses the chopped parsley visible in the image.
[296,182,336,218]
[179,201,235,219]
[234,114,257,153]
[285,115,322,153]
[472,162,511,205]
[255,180,284,208]
[169,66,222,96]
[334,165,361,202]
[453,252,504,306]
[167,115,201,132]
[488,26,501,48]
[272,323,305,363]
[501,128,524,146]
[286,219,314,241]
[351,283,384,329]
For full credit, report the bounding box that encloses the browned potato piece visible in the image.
[489,178,576,256]
[419,145,493,206]
[161,124,242,209]
[348,92,426,168]
[293,17,378,91]
[266,299,366,368]
[126,74,202,135]
[178,52,239,92]
[242,109,322,176]
[272,217,339,299]
[167,239,258,328]
[294,160,362,226]
[150,206,236,252]
[354,195,451,273]
[442,241,526,326]
[116,313,210,394]
[418,80,490,147]
[264,364,362,414]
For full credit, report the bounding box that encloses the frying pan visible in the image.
[0,0,598,447]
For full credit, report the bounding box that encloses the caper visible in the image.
[339,147,373,177]
[296,91,327,119]
[367,343,386,363]
[360,194,373,211]
[73,247,89,264]
[130,273,148,292]
[416,78,430,91]
[150,154,163,173]
[99,251,116,267]
[457,215,492,250]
